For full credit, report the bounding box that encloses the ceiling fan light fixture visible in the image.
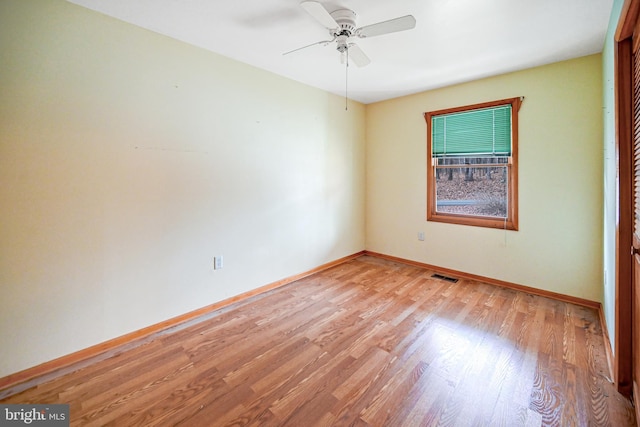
[336,35,349,53]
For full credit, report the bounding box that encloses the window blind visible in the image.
[432,105,512,157]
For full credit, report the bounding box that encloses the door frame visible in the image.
[615,0,639,399]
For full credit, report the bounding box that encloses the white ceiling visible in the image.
[67,0,614,104]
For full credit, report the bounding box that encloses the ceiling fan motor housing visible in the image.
[330,9,357,37]
[291,1,416,68]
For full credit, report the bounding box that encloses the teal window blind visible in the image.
[432,105,512,157]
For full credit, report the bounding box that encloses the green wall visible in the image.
[602,0,625,354]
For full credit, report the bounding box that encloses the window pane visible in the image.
[435,164,508,218]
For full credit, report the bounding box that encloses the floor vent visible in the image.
[431,273,459,283]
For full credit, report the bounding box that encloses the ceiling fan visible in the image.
[285,1,417,67]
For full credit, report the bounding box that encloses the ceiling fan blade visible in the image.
[348,44,371,67]
[300,1,338,29]
[358,15,416,38]
[283,37,335,56]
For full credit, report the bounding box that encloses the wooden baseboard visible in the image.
[0,251,365,398]
[364,251,601,310]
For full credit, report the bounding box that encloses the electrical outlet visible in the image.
[214,255,223,270]
[418,232,425,241]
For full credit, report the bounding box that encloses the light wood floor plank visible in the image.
[1,255,635,426]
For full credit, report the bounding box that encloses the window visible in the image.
[425,97,521,230]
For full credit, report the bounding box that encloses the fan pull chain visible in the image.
[345,48,349,111]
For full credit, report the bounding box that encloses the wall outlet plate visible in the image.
[214,256,223,270]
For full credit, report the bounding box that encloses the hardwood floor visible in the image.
[1,255,635,426]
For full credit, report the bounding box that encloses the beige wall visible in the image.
[366,54,603,302]
[0,0,366,377]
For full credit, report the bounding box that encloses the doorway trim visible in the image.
[614,0,639,398]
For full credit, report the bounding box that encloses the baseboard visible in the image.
[0,251,365,398]
[363,251,601,309]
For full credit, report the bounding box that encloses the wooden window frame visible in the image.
[425,97,521,230]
